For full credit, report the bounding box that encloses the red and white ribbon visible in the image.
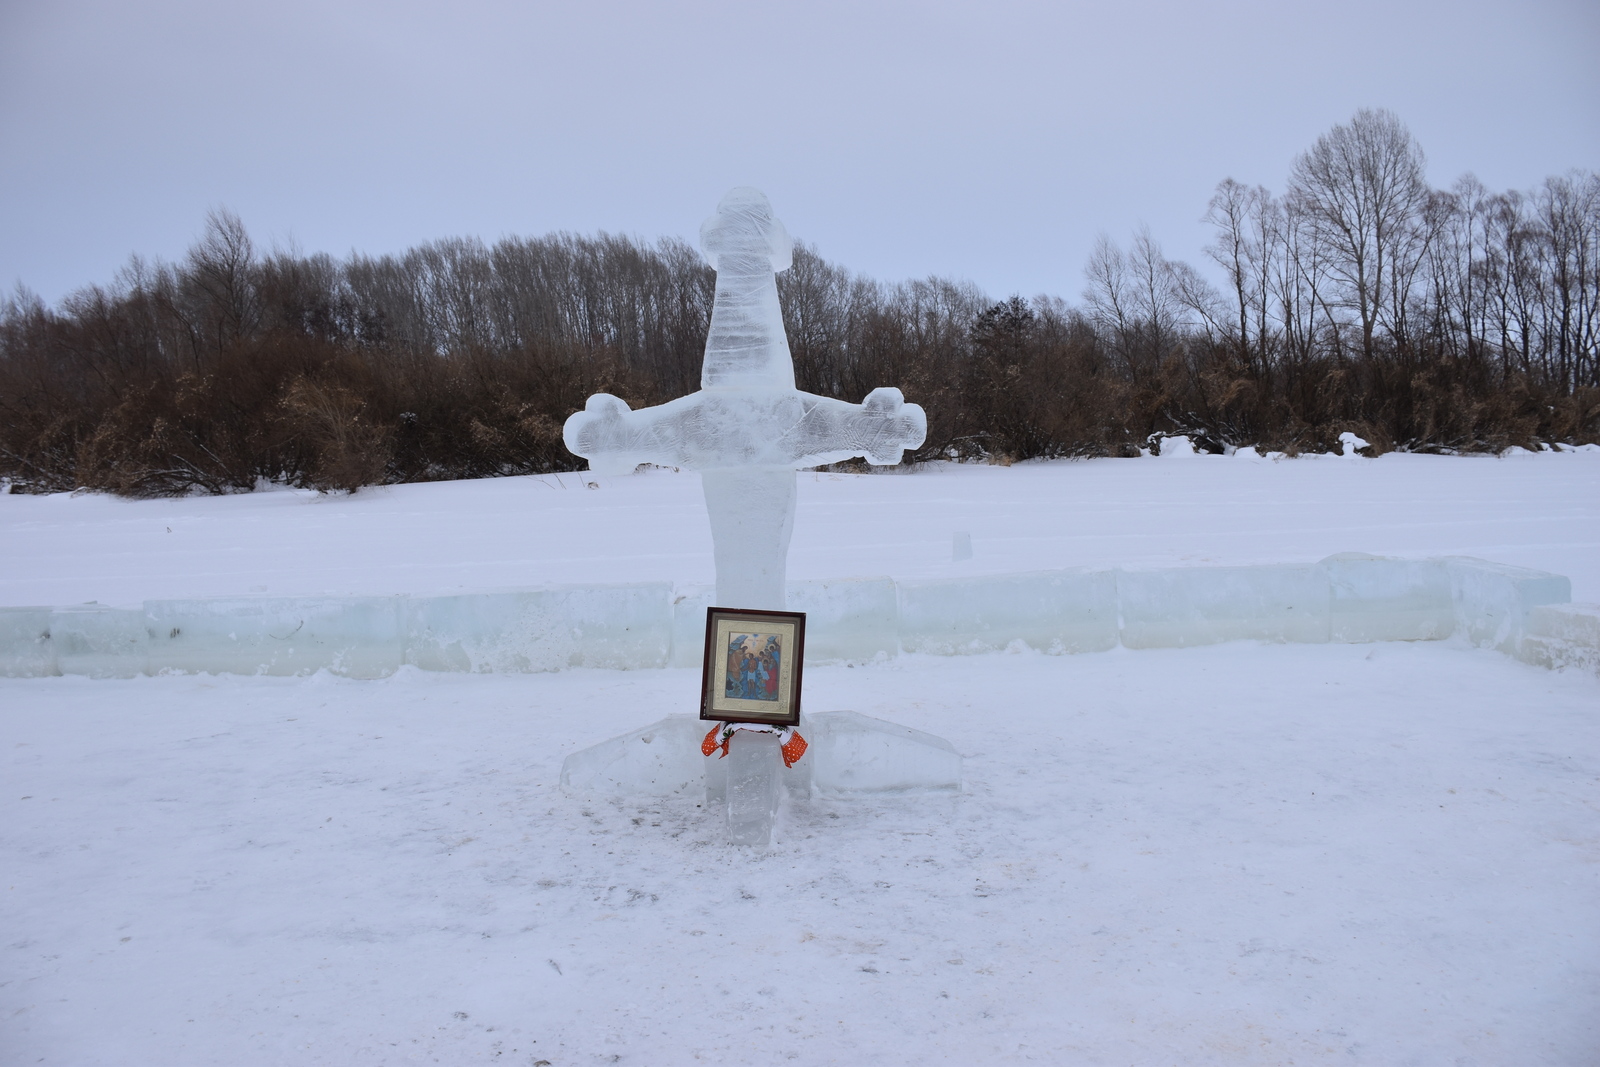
[702,722,808,768]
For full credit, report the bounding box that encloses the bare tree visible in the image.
[778,241,855,396]
[1204,178,1276,366]
[1535,172,1600,388]
[1087,229,1218,379]
[1288,109,1432,358]
[1128,227,1186,355]
[1083,234,1138,379]
[1424,174,1492,360]
[183,208,259,356]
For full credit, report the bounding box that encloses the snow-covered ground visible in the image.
[3,452,1598,1065]
[6,645,1597,1065]
[3,448,1598,608]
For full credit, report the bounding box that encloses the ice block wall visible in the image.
[2,557,1593,679]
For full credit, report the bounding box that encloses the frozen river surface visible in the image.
[3,448,1598,607]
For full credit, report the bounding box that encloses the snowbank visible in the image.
[5,556,1594,680]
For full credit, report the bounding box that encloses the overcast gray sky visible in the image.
[2,0,1596,306]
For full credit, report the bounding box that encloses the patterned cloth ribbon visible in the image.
[701,722,808,768]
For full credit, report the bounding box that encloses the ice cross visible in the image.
[563,187,926,610]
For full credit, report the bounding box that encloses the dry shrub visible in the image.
[281,377,391,492]
[1,211,1595,496]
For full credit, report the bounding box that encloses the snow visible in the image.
[2,452,1598,1063]
[3,450,1596,611]
[4,644,1596,1064]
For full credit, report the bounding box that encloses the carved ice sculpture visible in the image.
[561,189,946,846]
[563,187,926,610]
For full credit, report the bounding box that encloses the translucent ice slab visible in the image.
[144,597,405,678]
[1520,602,1600,674]
[51,606,148,678]
[0,608,56,677]
[897,569,1117,655]
[1117,564,1330,648]
[804,711,961,795]
[405,584,671,673]
[1446,557,1571,655]
[1323,554,1452,643]
[787,578,899,662]
[724,731,781,846]
[702,732,811,807]
[559,715,707,797]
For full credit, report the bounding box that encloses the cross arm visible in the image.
[781,387,927,467]
[562,392,711,476]
[563,387,927,474]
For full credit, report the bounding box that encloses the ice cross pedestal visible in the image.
[562,188,933,846]
[563,187,926,612]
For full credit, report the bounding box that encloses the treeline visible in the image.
[1,109,1596,495]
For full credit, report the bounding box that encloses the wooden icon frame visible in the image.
[699,607,806,727]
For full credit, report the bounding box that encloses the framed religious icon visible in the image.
[699,607,806,727]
